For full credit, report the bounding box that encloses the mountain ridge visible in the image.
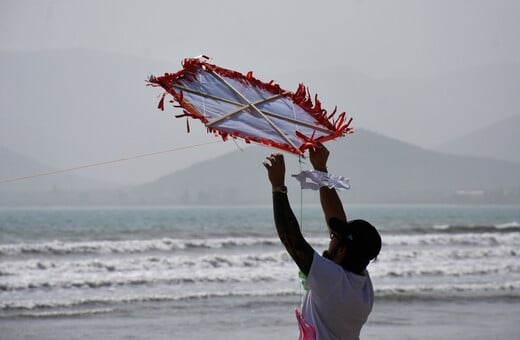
[1,129,519,206]
[0,145,113,194]
[1,49,519,186]
[435,114,520,164]
[132,129,520,205]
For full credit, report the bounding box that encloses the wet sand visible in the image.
[2,298,519,339]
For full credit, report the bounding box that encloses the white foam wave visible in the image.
[1,288,298,312]
[382,232,520,247]
[14,308,115,318]
[0,251,293,291]
[496,221,520,229]
[0,237,282,256]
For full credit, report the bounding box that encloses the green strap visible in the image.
[298,271,310,291]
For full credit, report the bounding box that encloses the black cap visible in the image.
[328,218,382,260]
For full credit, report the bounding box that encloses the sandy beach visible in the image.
[2,298,519,339]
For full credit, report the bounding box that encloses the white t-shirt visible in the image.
[301,252,374,340]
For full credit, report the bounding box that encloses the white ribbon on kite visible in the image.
[292,170,351,191]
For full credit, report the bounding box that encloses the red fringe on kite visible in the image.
[148,56,353,155]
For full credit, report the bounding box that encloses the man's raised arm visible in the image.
[263,153,314,276]
[309,144,347,225]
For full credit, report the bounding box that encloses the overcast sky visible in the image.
[1,0,519,185]
[2,0,519,77]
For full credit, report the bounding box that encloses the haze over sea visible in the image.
[1,204,519,339]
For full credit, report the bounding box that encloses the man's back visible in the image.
[301,252,374,340]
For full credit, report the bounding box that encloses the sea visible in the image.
[1,204,519,339]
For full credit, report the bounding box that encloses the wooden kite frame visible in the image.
[148,56,353,155]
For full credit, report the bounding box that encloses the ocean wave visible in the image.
[3,259,518,292]
[3,283,520,317]
[431,223,520,234]
[0,252,292,291]
[375,282,520,302]
[0,273,285,292]
[0,237,281,256]
[2,234,519,292]
[3,244,516,282]
[495,221,520,229]
[0,289,298,313]
[11,308,115,319]
[377,263,520,279]
[382,231,520,248]
[2,227,519,257]
[382,223,520,235]
[377,246,519,262]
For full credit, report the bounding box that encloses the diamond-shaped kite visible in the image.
[148,56,352,155]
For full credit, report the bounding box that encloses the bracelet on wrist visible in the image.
[272,185,288,194]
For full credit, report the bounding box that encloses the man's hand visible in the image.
[263,153,286,187]
[309,143,329,172]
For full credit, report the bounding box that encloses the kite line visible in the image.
[0,140,222,185]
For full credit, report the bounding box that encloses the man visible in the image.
[263,144,381,340]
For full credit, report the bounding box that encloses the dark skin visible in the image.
[263,143,348,276]
[308,144,347,225]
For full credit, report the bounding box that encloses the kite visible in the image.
[147,56,353,156]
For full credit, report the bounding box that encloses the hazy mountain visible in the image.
[279,62,520,149]
[2,129,519,206]
[435,114,520,164]
[133,129,520,205]
[0,49,239,186]
[1,49,519,205]
[1,49,519,186]
[0,145,114,196]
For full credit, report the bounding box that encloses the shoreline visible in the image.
[1,298,518,340]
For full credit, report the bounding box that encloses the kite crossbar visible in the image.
[172,85,330,134]
[254,109,331,134]
[205,92,288,127]
[208,70,303,154]
[172,84,241,106]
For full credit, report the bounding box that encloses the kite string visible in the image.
[298,155,304,229]
[0,140,223,185]
[298,155,305,301]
